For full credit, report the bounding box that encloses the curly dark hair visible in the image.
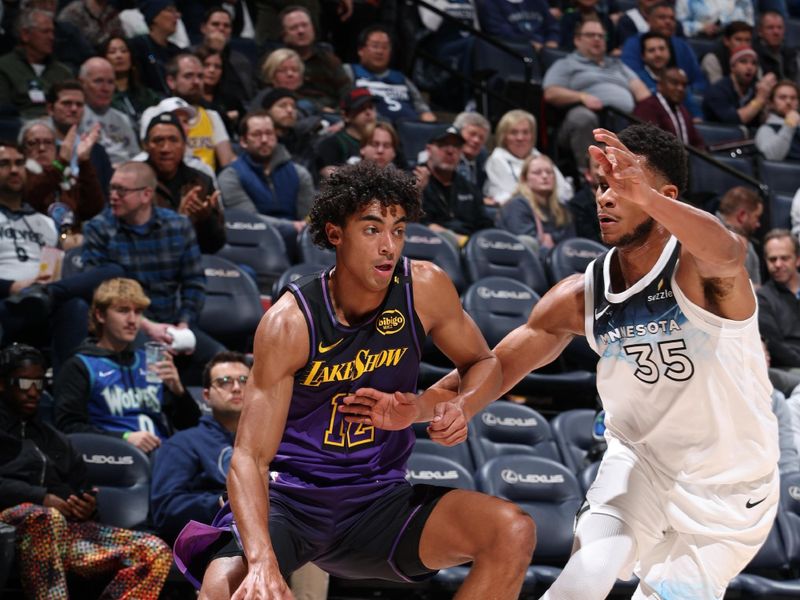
[618,123,688,195]
[308,162,422,249]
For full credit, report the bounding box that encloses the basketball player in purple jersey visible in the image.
[192,162,536,599]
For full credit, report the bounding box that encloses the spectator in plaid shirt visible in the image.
[81,161,224,383]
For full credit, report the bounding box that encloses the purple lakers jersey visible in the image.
[273,257,426,491]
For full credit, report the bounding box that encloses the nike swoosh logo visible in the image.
[99,370,115,377]
[594,305,611,320]
[318,338,343,354]
[746,497,767,509]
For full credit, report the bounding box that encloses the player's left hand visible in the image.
[590,128,652,207]
[340,388,420,430]
[427,400,468,447]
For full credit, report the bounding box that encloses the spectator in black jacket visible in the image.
[419,125,493,249]
[0,344,172,599]
[758,229,800,369]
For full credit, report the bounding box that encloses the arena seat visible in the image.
[412,437,478,475]
[69,433,151,529]
[406,452,476,490]
[198,255,264,351]
[395,120,446,167]
[470,402,561,465]
[771,193,794,230]
[463,229,550,295]
[577,460,601,494]
[298,227,336,267]
[545,237,606,284]
[215,209,291,294]
[758,158,800,197]
[476,455,581,578]
[271,263,325,298]
[550,409,597,473]
[402,223,466,292]
[688,153,757,200]
[693,122,749,148]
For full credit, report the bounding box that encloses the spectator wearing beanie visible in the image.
[128,0,183,95]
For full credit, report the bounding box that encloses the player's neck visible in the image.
[613,226,671,289]
[328,267,387,327]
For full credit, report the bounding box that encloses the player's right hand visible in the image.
[340,388,420,430]
[231,564,294,600]
[427,400,468,447]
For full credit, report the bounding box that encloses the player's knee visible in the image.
[199,556,247,600]
[491,505,537,562]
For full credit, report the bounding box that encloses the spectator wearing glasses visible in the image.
[150,351,249,544]
[0,343,173,599]
[54,278,199,453]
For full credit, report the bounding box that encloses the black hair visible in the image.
[202,5,231,24]
[202,351,250,389]
[357,24,392,49]
[0,139,21,153]
[617,123,688,194]
[308,161,422,250]
[0,344,45,379]
[45,79,83,105]
[640,31,669,55]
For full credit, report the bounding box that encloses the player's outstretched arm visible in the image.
[430,273,586,400]
[592,128,754,319]
[227,295,309,600]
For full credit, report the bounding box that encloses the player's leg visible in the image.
[416,488,536,599]
[540,510,638,600]
[200,554,247,600]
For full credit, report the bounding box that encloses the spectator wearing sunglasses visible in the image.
[150,350,249,544]
[54,278,199,453]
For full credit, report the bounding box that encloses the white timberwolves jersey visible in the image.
[584,236,778,485]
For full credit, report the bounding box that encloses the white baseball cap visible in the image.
[139,97,197,141]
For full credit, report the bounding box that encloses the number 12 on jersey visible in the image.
[324,393,376,449]
[623,339,695,384]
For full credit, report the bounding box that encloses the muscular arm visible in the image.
[544,85,588,108]
[226,295,308,591]
[412,262,501,421]
[431,274,586,398]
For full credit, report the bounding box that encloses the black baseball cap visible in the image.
[428,125,464,145]
[144,111,186,141]
[341,87,378,115]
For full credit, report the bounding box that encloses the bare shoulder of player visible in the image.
[529,273,586,336]
[408,259,460,330]
[252,292,310,375]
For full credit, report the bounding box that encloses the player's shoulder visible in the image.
[254,293,310,359]
[530,273,586,334]
[409,258,450,286]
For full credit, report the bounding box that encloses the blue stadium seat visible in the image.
[577,460,601,494]
[688,153,757,199]
[470,402,561,464]
[406,452,476,490]
[402,223,466,292]
[69,433,151,529]
[198,255,264,350]
[476,455,581,572]
[472,38,540,83]
[538,47,568,73]
[771,193,794,230]
[685,37,717,62]
[693,122,749,148]
[271,263,325,298]
[298,227,336,267]
[463,229,550,295]
[395,120,447,168]
[550,409,596,473]
[216,209,291,294]
[758,158,800,197]
[545,237,606,284]
[412,437,478,474]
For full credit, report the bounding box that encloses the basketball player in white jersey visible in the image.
[340,123,779,599]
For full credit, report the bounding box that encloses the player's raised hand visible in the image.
[427,401,468,447]
[590,128,652,207]
[340,388,420,430]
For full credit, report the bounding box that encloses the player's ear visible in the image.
[659,183,679,200]
[325,222,342,247]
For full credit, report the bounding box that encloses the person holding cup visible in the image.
[54,278,200,453]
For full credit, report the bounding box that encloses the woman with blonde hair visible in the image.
[252,48,319,119]
[497,153,575,250]
[484,109,573,205]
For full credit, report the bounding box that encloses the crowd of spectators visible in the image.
[0,0,800,595]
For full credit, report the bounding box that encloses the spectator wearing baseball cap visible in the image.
[315,87,378,178]
[127,0,183,95]
[141,111,225,254]
[703,44,778,126]
[419,124,493,250]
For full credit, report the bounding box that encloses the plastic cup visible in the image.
[144,341,167,383]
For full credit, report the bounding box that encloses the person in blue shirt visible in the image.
[150,350,248,543]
